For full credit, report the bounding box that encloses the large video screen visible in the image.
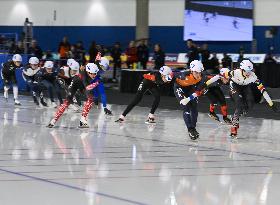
[184,0,253,41]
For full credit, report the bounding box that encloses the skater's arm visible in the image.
[97,82,107,108]
[255,80,273,106]
[179,92,198,105]
[205,75,221,86]
[86,81,99,90]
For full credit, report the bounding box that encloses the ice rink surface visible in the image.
[184,10,253,41]
[1,96,280,205]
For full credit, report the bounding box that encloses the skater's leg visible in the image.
[79,95,94,128]
[53,100,70,122]
[144,87,160,123]
[2,72,10,100]
[149,87,160,115]
[230,83,244,136]
[212,87,231,123]
[54,82,63,104]
[122,82,146,117]
[81,95,94,121]
[206,87,220,121]
[97,82,112,115]
[47,99,70,127]
[174,86,199,140]
[243,85,255,111]
[41,80,55,102]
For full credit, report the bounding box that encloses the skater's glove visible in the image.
[180,93,197,105]
[180,97,190,105]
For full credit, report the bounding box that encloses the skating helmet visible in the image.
[29,57,39,65]
[69,61,80,77]
[69,61,80,71]
[189,60,204,72]
[67,58,75,67]
[219,68,230,77]
[240,59,253,72]
[12,54,22,62]
[86,63,99,74]
[100,57,110,71]
[44,61,54,69]
[159,66,173,82]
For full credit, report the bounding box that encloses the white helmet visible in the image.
[189,60,204,72]
[220,68,230,77]
[240,59,253,72]
[86,63,99,74]
[159,66,173,82]
[67,58,75,67]
[100,57,110,70]
[12,54,22,62]
[44,61,54,69]
[69,61,80,71]
[29,57,39,65]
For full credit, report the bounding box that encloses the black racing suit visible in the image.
[1,61,20,85]
[174,71,202,130]
[122,72,165,116]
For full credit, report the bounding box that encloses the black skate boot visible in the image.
[46,119,56,128]
[223,116,232,124]
[79,121,89,128]
[40,98,48,107]
[104,108,113,115]
[33,96,39,105]
[115,115,125,123]
[188,128,199,140]
[145,113,156,124]
[208,112,220,122]
[79,117,89,128]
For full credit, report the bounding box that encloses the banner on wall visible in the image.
[147,53,269,68]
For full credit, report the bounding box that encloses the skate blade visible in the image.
[230,134,238,139]
[208,114,220,122]
[145,121,156,125]
[46,124,54,128]
[78,125,90,128]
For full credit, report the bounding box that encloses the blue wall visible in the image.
[0,26,279,54]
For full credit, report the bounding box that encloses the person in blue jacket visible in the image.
[93,56,113,115]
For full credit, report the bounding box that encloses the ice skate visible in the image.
[104,108,113,115]
[14,99,21,106]
[115,115,125,123]
[145,113,156,124]
[47,119,56,128]
[208,112,220,122]
[223,116,232,124]
[188,128,199,140]
[40,98,48,107]
[79,117,89,128]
